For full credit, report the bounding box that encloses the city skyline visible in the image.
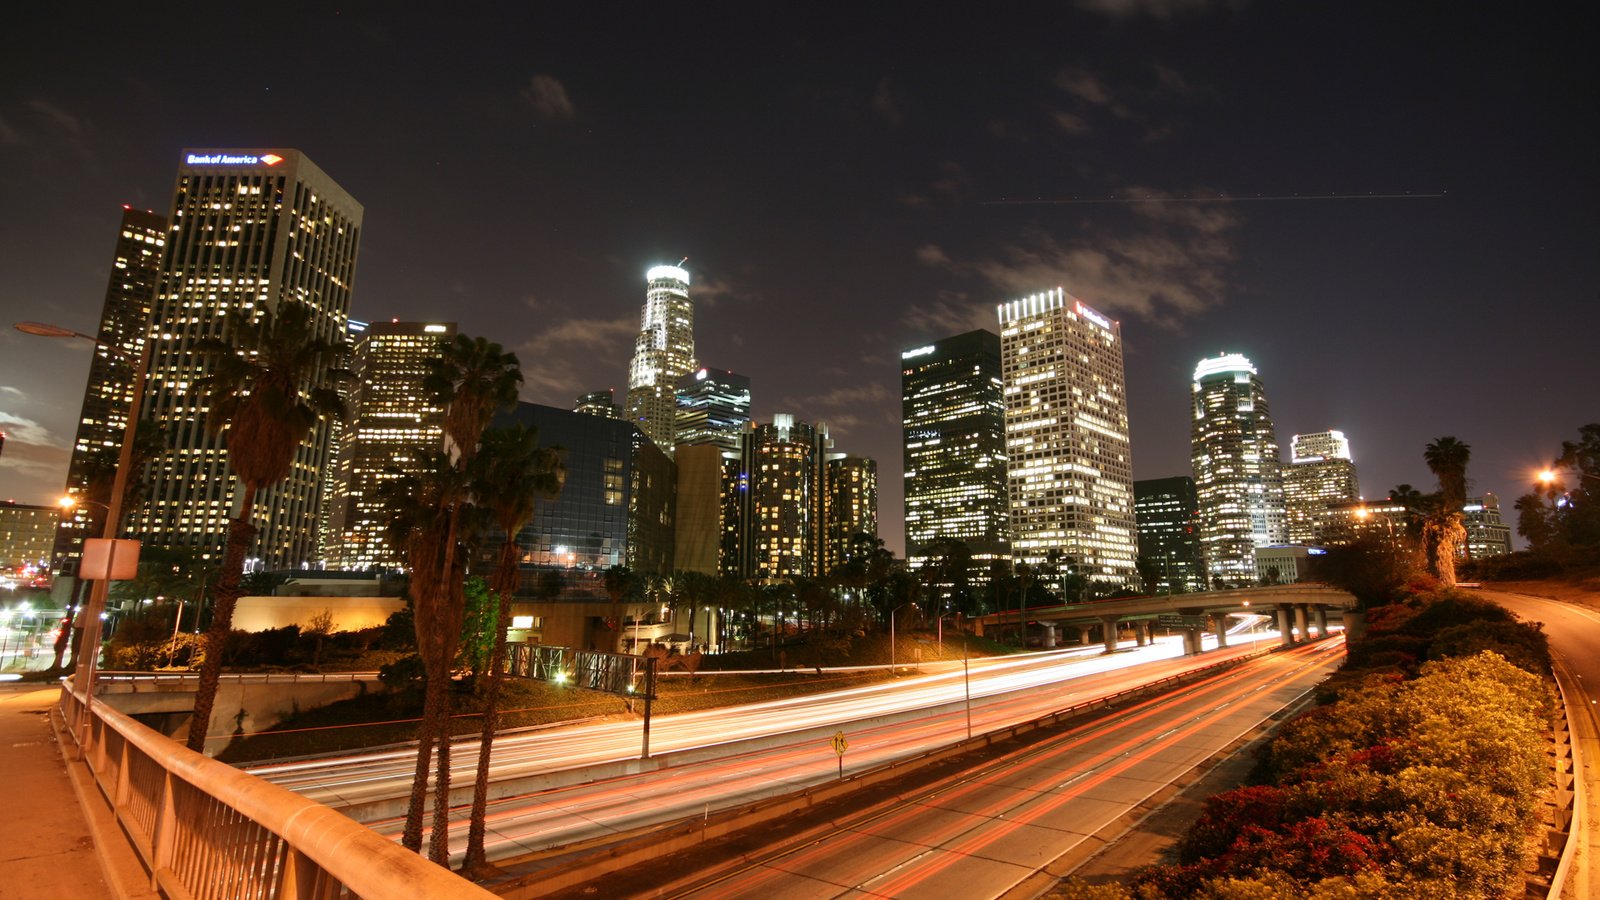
[3,4,1595,560]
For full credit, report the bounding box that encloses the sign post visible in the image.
[831,730,848,779]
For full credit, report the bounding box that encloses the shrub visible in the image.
[378,653,426,689]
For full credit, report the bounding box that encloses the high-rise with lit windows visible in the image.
[129,149,363,568]
[738,414,831,580]
[53,206,167,572]
[998,289,1137,588]
[1133,476,1207,593]
[625,265,695,456]
[326,321,455,570]
[1190,353,1287,583]
[824,454,878,576]
[901,330,1009,588]
[1283,430,1360,544]
[675,367,750,452]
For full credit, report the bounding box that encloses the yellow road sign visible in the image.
[831,731,848,756]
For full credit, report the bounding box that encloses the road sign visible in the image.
[831,730,848,779]
[1158,613,1206,628]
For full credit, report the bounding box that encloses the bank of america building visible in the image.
[129,150,362,568]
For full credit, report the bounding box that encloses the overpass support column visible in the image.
[1213,613,1229,648]
[1078,624,1094,646]
[1099,616,1120,654]
[1313,607,1328,638]
[1183,626,1204,655]
[1135,620,1149,647]
[1294,604,1310,643]
[1276,605,1296,646]
[1043,623,1057,649]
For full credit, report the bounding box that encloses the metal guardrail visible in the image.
[95,670,381,688]
[1542,661,1585,898]
[57,686,494,899]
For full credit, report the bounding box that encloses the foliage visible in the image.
[379,653,427,689]
[1134,580,1556,899]
[1308,536,1420,610]
[456,576,498,682]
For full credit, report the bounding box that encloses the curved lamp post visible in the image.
[15,321,150,742]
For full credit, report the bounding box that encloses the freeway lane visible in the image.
[249,631,1278,816]
[659,638,1344,900]
[1481,589,1600,900]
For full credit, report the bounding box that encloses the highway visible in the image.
[249,626,1294,864]
[1482,589,1600,900]
[587,637,1344,899]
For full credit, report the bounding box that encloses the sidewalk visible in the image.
[0,683,153,900]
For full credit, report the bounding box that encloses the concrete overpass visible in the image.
[972,583,1358,655]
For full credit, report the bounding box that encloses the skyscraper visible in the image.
[675,367,751,452]
[998,289,1137,587]
[738,414,831,580]
[824,454,879,576]
[574,389,621,419]
[130,149,363,568]
[1133,476,1207,593]
[326,321,455,570]
[625,264,695,455]
[1464,493,1513,559]
[901,330,1010,589]
[1190,353,1287,583]
[1284,430,1360,544]
[54,206,167,572]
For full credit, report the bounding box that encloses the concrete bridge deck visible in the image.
[974,583,1357,654]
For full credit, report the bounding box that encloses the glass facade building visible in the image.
[998,290,1137,587]
[325,321,455,570]
[1133,476,1207,593]
[625,265,696,456]
[900,330,1010,588]
[129,149,363,568]
[54,206,168,572]
[675,367,750,452]
[574,389,621,419]
[1190,353,1287,584]
[737,414,830,580]
[824,454,879,576]
[492,403,675,586]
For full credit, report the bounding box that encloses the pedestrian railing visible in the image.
[57,686,493,899]
[96,670,381,689]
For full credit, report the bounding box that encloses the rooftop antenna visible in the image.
[678,256,689,266]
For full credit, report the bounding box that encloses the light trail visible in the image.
[671,639,1344,900]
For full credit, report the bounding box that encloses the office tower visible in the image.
[675,367,751,452]
[1190,353,1287,584]
[575,390,621,419]
[130,149,363,568]
[1133,476,1207,593]
[824,454,879,576]
[53,207,168,572]
[492,403,675,578]
[998,289,1137,587]
[1464,493,1513,558]
[738,414,831,580]
[326,321,455,570]
[901,331,1010,590]
[625,264,696,455]
[1283,430,1360,544]
[2,501,60,575]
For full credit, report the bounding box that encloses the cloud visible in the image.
[691,270,756,308]
[26,99,85,135]
[521,74,575,119]
[872,77,903,126]
[913,190,1242,327]
[0,411,60,447]
[0,114,19,145]
[906,290,996,336]
[1051,111,1093,134]
[513,315,635,399]
[1074,0,1249,18]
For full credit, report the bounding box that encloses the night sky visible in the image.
[2,2,1594,556]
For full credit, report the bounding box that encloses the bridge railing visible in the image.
[57,686,494,899]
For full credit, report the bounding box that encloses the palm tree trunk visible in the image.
[426,503,464,865]
[429,688,455,864]
[403,659,445,851]
[185,491,258,753]
[461,539,520,876]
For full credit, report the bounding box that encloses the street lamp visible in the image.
[15,321,150,740]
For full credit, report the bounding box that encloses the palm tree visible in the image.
[185,301,346,753]
[603,565,639,651]
[461,425,564,877]
[1423,436,1472,586]
[403,335,522,863]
